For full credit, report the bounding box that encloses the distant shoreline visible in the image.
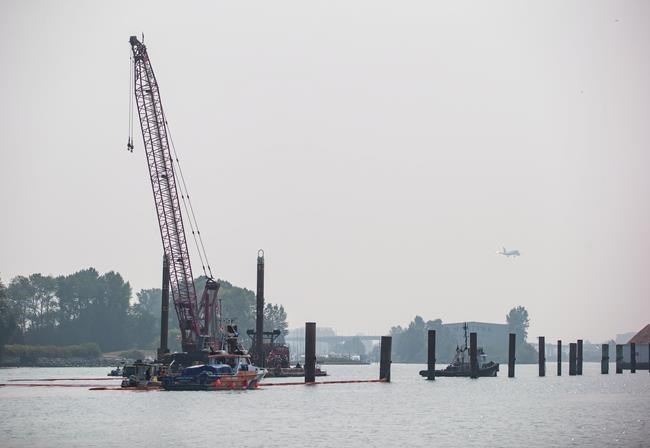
[0,357,122,368]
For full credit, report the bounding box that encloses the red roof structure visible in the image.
[628,324,650,344]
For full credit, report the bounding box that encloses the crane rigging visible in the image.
[129,35,220,353]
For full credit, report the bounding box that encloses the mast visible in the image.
[463,322,468,351]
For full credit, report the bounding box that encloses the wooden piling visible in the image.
[601,344,609,374]
[469,332,478,379]
[557,340,562,376]
[577,339,583,375]
[508,333,516,378]
[569,343,577,376]
[538,336,546,377]
[630,343,636,373]
[615,344,623,374]
[379,336,392,382]
[426,330,436,380]
[304,322,316,383]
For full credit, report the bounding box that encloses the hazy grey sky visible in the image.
[1,0,648,342]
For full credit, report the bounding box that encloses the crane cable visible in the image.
[165,118,214,279]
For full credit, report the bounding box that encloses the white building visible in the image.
[443,321,510,348]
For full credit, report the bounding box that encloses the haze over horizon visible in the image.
[1,1,648,343]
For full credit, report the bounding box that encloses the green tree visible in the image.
[27,274,58,335]
[391,316,429,363]
[7,275,34,335]
[92,271,131,351]
[264,303,288,338]
[55,267,103,343]
[0,278,19,358]
[127,305,158,349]
[126,288,163,350]
[6,274,58,343]
[506,306,530,341]
[53,268,131,350]
[135,288,162,316]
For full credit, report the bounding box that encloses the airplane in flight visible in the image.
[497,247,520,257]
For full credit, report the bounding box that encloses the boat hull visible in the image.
[419,362,500,378]
[162,371,264,391]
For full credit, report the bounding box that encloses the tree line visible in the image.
[0,268,288,356]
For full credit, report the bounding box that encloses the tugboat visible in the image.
[107,363,124,377]
[419,323,499,378]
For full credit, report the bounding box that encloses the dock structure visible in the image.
[616,344,623,374]
[469,332,478,379]
[577,339,583,375]
[305,322,316,383]
[426,330,436,380]
[557,340,562,376]
[508,333,516,378]
[601,344,609,374]
[569,343,577,376]
[538,336,546,377]
[379,336,392,382]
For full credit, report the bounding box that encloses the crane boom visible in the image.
[129,35,209,352]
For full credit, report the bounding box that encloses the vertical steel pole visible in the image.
[255,250,265,367]
[615,344,623,374]
[538,336,546,377]
[630,343,636,373]
[470,332,478,379]
[508,333,516,378]
[601,344,609,374]
[379,336,392,382]
[557,340,562,376]
[569,343,577,376]
[305,322,316,383]
[426,330,436,380]
[577,339,583,375]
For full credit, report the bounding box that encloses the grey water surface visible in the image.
[1,363,648,447]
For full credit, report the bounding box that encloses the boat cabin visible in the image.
[207,351,254,374]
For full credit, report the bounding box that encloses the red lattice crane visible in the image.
[129,36,219,353]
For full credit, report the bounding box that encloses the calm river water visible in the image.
[1,363,648,447]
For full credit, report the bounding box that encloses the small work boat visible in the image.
[107,364,123,377]
[161,352,265,390]
[419,323,499,378]
[121,360,165,387]
[265,363,327,378]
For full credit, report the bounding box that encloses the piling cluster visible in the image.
[419,330,647,380]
